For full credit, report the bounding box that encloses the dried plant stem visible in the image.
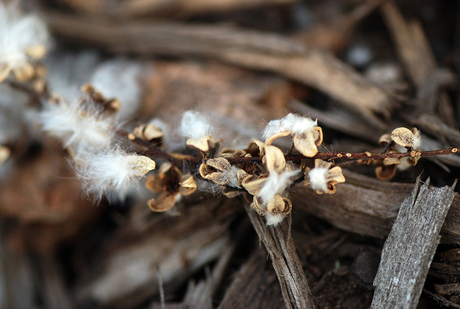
[245,203,316,309]
[119,128,457,168]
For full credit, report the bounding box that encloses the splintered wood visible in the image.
[245,205,316,309]
[371,178,457,309]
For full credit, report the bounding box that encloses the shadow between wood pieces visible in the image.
[244,203,316,309]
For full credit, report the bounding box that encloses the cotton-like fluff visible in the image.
[91,59,145,121]
[180,110,213,140]
[307,166,329,193]
[262,113,317,142]
[266,213,286,226]
[40,99,113,152]
[0,4,49,82]
[258,169,300,206]
[77,149,156,201]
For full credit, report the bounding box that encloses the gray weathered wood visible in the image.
[371,177,457,309]
[245,205,316,309]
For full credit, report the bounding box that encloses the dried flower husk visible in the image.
[390,127,421,150]
[179,175,197,196]
[304,159,345,194]
[133,123,164,142]
[292,126,323,157]
[145,162,195,212]
[148,193,176,212]
[200,157,247,188]
[186,135,219,153]
[379,133,392,146]
[375,164,397,181]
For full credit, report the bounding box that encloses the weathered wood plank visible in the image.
[245,205,316,309]
[371,177,457,309]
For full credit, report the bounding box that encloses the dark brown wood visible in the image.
[218,250,285,309]
[371,177,457,309]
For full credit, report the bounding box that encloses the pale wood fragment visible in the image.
[371,177,457,309]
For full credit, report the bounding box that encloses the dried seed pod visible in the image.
[391,127,421,150]
[379,134,391,146]
[186,135,219,153]
[179,175,197,196]
[133,124,163,142]
[147,193,176,212]
[375,165,397,181]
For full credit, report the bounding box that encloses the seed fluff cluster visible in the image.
[0,7,432,225]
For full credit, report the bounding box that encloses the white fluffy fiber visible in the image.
[180,110,213,140]
[307,166,329,192]
[266,213,286,226]
[258,169,299,206]
[263,113,317,141]
[91,59,145,121]
[77,149,155,200]
[0,4,49,71]
[40,100,113,152]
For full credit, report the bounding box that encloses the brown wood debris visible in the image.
[1,1,460,308]
[371,177,457,308]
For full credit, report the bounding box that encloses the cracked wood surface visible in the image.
[371,177,457,309]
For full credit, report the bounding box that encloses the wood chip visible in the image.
[371,177,457,309]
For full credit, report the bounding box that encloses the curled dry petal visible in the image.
[375,165,397,181]
[130,155,156,175]
[263,145,286,172]
[200,157,247,187]
[179,175,196,196]
[186,135,219,153]
[148,192,176,212]
[266,194,292,216]
[246,139,265,157]
[133,123,164,141]
[266,131,291,146]
[293,126,323,157]
[379,133,391,146]
[391,127,421,149]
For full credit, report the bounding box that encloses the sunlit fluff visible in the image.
[40,99,113,152]
[77,149,156,200]
[180,110,213,140]
[91,59,144,120]
[258,169,299,206]
[0,4,49,82]
[262,113,317,141]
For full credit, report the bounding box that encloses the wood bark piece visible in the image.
[381,1,456,127]
[245,204,316,309]
[218,249,284,309]
[290,170,460,244]
[55,0,299,17]
[371,177,457,309]
[42,11,394,130]
[78,198,238,308]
